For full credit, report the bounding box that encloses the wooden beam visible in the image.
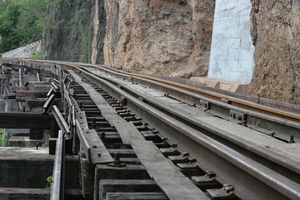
[0,112,54,129]
[15,90,48,102]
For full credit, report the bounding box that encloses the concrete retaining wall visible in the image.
[208,0,255,84]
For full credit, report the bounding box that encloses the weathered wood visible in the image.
[107,149,136,158]
[25,99,46,112]
[99,179,162,200]
[116,122,210,200]
[15,90,48,102]
[28,81,51,91]
[80,158,95,196]
[0,188,50,199]
[30,129,44,139]
[106,192,168,200]
[94,165,149,200]
[0,112,54,128]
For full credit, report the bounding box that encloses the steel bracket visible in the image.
[107,152,126,167]
[160,145,180,156]
[192,170,216,183]
[207,184,236,199]
[120,95,127,106]
[199,99,210,110]
[168,152,196,164]
[191,171,220,189]
[177,162,198,170]
[229,110,247,124]
[124,116,142,121]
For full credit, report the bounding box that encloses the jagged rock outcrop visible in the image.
[42,0,214,77]
[42,0,106,63]
[104,0,215,77]
[249,0,300,104]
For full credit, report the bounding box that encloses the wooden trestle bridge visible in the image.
[0,59,300,200]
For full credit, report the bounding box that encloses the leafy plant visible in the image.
[41,141,49,148]
[30,50,42,60]
[79,33,88,63]
[45,176,52,190]
[0,129,6,147]
[49,24,58,34]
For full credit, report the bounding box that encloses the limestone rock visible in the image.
[170,51,210,79]
[104,0,214,76]
[248,0,300,104]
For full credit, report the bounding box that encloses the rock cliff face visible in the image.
[42,0,214,78]
[248,0,300,104]
[42,0,300,104]
[104,0,215,77]
[42,0,106,63]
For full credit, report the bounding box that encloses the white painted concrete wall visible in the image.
[208,0,255,84]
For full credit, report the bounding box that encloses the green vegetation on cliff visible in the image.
[0,0,48,53]
[42,0,95,62]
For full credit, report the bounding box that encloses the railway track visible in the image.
[2,59,300,200]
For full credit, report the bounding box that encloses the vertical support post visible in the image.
[51,120,59,138]
[18,102,23,112]
[0,66,2,97]
[6,74,11,94]
[37,72,40,82]
[1,78,3,98]
[19,68,22,86]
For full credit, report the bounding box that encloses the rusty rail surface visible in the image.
[55,62,300,143]
[99,65,300,122]
[125,71,300,120]
[74,64,300,143]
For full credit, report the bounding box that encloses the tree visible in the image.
[0,0,48,53]
[0,1,9,16]
[0,1,20,52]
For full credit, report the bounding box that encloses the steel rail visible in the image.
[5,58,300,121]
[96,73,300,175]
[68,64,300,142]
[73,66,300,199]
[50,130,65,200]
[42,94,55,114]
[89,64,300,122]
[75,118,91,162]
[5,58,300,140]
[52,105,70,138]
[73,63,300,142]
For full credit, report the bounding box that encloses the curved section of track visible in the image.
[3,58,300,200]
